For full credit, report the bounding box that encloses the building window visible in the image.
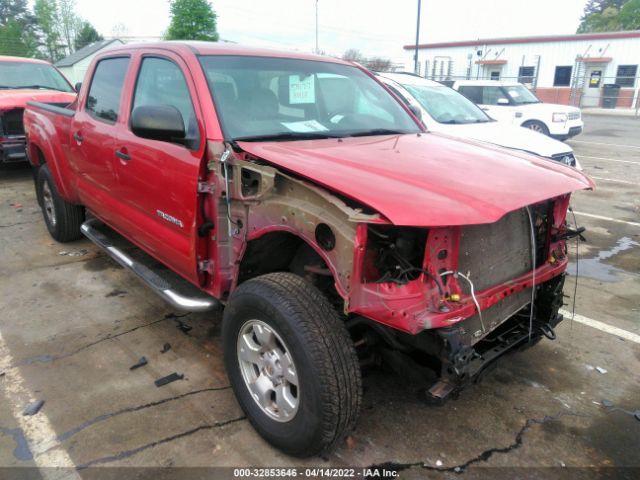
[616,65,637,87]
[553,66,573,87]
[518,66,535,84]
[490,71,500,81]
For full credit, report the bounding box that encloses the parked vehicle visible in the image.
[23,42,593,457]
[452,80,583,140]
[0,56,76,164]
[378,72,581,168]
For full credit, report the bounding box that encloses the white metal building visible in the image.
[403,31,640,108]
[56,39,124,84]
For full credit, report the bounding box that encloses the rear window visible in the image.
[86,57,130,124]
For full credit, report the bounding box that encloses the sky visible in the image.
[70,0,588,62]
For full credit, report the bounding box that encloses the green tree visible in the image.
[34,0,64,61]
[74,21,104,50]
[58,0,83,56]
[165,0,219,41]
[0,0,30,25]
[0,0,37,57]
[577,0,638,32]
[618,0,640,28]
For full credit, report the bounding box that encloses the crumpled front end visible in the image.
[347,194,574,397]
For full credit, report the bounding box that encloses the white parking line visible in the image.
[590,176,639,186]
[579,155,640,165]
[571,140,640,150]
[573,211,640,228]
[560,310,640,344]
[0,330,80,479]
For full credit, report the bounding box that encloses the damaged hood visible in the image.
[0,89,76,110]
[237,133,594,226]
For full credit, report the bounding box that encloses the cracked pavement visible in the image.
[0,115,639,477]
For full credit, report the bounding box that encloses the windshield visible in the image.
[0,61,74,92]
[403,84,491,124]
[199,56,421,141]
[503,85,540,104]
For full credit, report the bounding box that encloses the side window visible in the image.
[553,66,573,87]
[457,86,482,104]
[132,57,199,147]
[86,57,130,124]
[481,86,508,105]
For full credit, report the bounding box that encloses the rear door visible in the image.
[69,56,130,220]
[113,51,206,283]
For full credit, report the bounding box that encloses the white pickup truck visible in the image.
[377,73,581,168]
[450,79,583,140]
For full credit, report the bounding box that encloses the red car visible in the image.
[0,56,76,164]
[23,42,593,457]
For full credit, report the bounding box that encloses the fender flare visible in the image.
[27,136,79,203]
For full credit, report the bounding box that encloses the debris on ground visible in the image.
[129,357,148,370]
[22,400,45,416]
[155,372,184,387]
[176,321,192,334]
[595,366,608,374]
[58,249,88,257]
[601,399,614,408]
[160,343,171,354]
[435,460,443,467]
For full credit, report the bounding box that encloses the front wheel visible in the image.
[222,273,362,457]
[36,164,85,242]
[522,120,550,136]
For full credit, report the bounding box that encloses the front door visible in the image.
[113,52,206,283]
[582,65,604,108]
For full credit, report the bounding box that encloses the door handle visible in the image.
[73,132,83,143]
[115,149,131,161]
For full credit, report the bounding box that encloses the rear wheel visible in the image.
[522,120,550,136]
[222,272,362,457]
[36,164,85,242]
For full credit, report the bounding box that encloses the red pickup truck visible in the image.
[0,56,76,164]
[23,42,593,457]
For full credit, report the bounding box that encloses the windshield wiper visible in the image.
[347,128,407,137]
[12,84,66,91]
[233,132,344,142]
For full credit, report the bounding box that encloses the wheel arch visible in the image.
[237,227,349,301]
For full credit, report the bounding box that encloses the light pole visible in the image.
[414,0,422,74]
[315,0,319,53]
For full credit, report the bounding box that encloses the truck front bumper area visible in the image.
[549,120,584,140]
[428,274,566,400]
[0,136,27,163]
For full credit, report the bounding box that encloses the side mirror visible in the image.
[497,98,509,105]
[74,82,82,93]
[131,105,185,143]
[408,104,422,119]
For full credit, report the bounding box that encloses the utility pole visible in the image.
[414,0,421,74]
[315,0,319,53]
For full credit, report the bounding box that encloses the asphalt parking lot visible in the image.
[0,114,638,479]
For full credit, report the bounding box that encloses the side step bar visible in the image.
[81,219,219,313]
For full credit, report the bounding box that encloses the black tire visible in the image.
[222,272,362,457]
[522,120,550,136]
[36,164,85,242]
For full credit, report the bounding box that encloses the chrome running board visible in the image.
[81,219,219,313]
